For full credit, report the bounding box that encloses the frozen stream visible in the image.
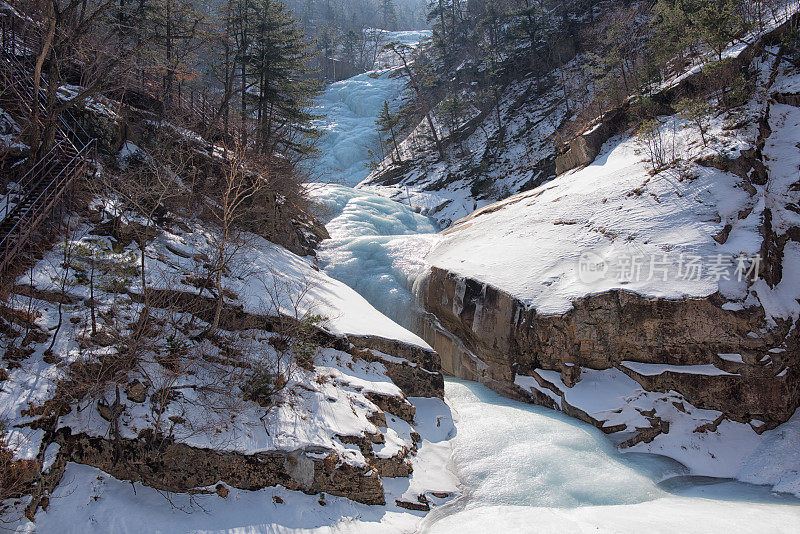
[304,30,800,534]
[304,29,440,330]
[426,380,800,533]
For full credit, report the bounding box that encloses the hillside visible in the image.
[360,1,799,227]
[411,5,800,497]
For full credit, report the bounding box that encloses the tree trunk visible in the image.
[31,6,57,160]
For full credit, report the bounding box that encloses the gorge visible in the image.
[1,0,800,531]
[298,28,800,531]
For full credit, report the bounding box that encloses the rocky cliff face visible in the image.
[0,146,448,520]
[418,267,798,429]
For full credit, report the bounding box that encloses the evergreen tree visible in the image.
[654,0,745,62]
[247,0,321,156]
[510,0,544,65]
[129,0,204,110]
[376,100,402,162]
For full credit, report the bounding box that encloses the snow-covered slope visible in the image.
[425,125,758,315]
[145,221,433,349]
[360,72,569,227]
[360,5,798,229]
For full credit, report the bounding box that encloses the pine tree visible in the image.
[386,42,445,160]
[134,0,204,110]
[247,0,321,157]
[654,0,745,62]
[480,0,506,133]
[376,100,402,163]
[510,0,544,65]
[651,0,697,69]
[688,0,744,60]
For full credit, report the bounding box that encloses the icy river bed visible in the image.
[303,29,800,534]
[306,178,800,532]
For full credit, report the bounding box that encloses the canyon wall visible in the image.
[417,266,799,430]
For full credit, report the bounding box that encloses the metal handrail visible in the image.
[0,10,98,276]
[0,139,95,255]
[2,139,66,221]
[2,9,221,138]
[0,49,88,148]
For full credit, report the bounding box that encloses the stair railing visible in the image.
[1,138,66,222]
[0,139,96,274]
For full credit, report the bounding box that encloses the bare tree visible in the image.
[204,145,265,335]
[96,134,187,321]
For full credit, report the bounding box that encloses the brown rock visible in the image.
[365,393,415,424]
[367,410,387,428]
[418,266,800,428]
[58,432,386,505]
[395,499,430,512]
[125,380,147,403]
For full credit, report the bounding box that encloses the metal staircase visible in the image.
[0,11,96,276]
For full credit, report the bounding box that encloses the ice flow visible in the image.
[308,183,438,330]
[305,29,438,330]
[420,380,800,533]
[304,28,800,534]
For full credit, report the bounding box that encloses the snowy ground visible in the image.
[19,381,800,533]
[419,381,800,534]
[15,394,458,534]
[423,49,790,316]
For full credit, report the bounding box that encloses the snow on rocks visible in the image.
[412,48,800,499]
[514,367,800,497]
[619,362,737,377]
[423,125,759,315]
[138,216,432,350]
[0,188,453,520]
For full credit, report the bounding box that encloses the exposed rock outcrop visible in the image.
[55,430,386,505]
[418,265,798,428]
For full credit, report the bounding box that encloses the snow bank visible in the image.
[424,111,766,314]
[515,368,800,497]
[421,380,800,534]
[141,220,432,350]
[19,391,458,533]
